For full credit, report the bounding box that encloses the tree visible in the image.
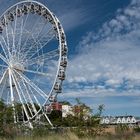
[75,98,82,105]
[0,100,14,137]
[48,110,62,127]
[60,101,71,105]
[97,104,105,117]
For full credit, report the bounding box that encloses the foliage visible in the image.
[60,101,71,106]
[48,110,62,127]
[58,99,105,137]
[32,125,49,137]
[96,104,105,117]
[0,100,15,137]
[0,99,106,138]
[134,127,140,133]
[115,124,129,134]
[115,124,135,140]
[3,133,140,140]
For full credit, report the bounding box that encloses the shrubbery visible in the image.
[134,127,140,133]
[0,99,139,139]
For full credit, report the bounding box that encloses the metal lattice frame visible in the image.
[0,0,68,128]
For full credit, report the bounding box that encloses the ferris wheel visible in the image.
[0,0,67,127]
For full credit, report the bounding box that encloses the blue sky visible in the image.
[1,0,140,116]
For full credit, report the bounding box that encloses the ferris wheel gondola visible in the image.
[0,0,68,128]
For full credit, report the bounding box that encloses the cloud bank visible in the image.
[64,0,140,100]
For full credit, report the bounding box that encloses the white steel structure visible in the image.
[0,0,67,127]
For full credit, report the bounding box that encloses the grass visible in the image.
[0,125,140,140]
[0,133,139,140]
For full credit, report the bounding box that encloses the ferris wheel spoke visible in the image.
[17,19,24,58]
[31,27,55,48]
[22,27,55,60]
[6,90,10,105]
[17,12,35,60]
[11,6,19,57]
[30,35,55,59]
[27,13,48,44]
[27,49,59,66]
[27,81,42,109]
[0,53,9,65]
[11,70,31,121]
[23,69,52,77]
[4,16,11,59]
[0,36,10,61]
[19,85,34,117]
[8,69,16,123]
[0,75,7,100]
[11,27,16,58]
[29,18,46,40]
[14,69,49,99]
[0,69,8,99]
[0,64,8,68]
[22,79,38,115]
[15,76,34,118]
[21,15,42,54]
[0,69,8,85]
[17,12,30,58]
[16,71,44,118]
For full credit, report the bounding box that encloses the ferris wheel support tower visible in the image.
[0,0,68,128]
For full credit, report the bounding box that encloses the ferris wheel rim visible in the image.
[0,0,68,124]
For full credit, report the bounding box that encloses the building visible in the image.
[100,116,137,125]
[44,102,62,114]
[62,104,73,117]
[62,104,91,120]
[51,102,62,111]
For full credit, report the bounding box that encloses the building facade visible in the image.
[62,105,73,117]
[100,116,137,125]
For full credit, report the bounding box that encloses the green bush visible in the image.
[115,124,134,140]
[134,127,140,133]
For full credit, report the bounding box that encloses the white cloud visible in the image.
[64,0,140,100]
[62,85,140,98]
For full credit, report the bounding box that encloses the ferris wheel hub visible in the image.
[0,0,68,127]
[13,65,25,72]
[9,62,25,72]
